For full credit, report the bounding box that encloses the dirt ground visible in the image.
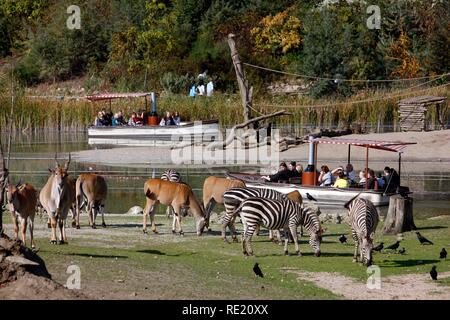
[287,270,450,300]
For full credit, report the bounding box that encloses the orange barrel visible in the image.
[302,171,316,186]
[148,116,159,126]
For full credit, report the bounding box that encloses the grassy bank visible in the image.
[0,85,449,133]
[2,213,449,299]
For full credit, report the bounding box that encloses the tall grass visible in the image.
[0,85,448,132]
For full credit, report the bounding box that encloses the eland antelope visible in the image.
[143,179,206,236]
[6,180,38,249]
[202,176,245,230]
[39,154,75,244]
[75,173,108,229]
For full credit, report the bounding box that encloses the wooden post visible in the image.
[365,147,369,190]
[382,195,416,234]
[228,33,252,123]
[347,145,351,165]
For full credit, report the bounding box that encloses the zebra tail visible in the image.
[343,192,362,209]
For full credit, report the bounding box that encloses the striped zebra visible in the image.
[346,197,379,266]
[160,169,182,220]
[237,198,322,257]
[221,187,302,243]
[161,169,181,183]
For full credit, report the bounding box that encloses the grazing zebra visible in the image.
[221,187,302,243]
[346,197,379,266]
[160,169,182,220]
[237,198,322,257]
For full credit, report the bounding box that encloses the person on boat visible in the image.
[112,111,126,126]
[101,109,113,126]
[173,111,181,126]
[384,166,400,192]
[333,171,349,188]
[358,170,367,187]
[138,109,147,125]
[197,81,206,96]
[366,169,379,190]
[376,172,385,190]
[159,111,176,126]
[128,112,142,126]
[262,162,290,183]
[94,112,106,126]
[288,161,301,178]
[318,165,333,186]
[345,163,357,185]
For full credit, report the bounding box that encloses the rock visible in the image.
[5,256,40,266]
[127,206,144,215]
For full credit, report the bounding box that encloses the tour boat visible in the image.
[86,92,221,146]
[228,137,417,208]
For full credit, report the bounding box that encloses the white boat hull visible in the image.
[88,120,220,146]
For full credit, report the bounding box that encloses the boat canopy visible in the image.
[86,92,152,102]
[311,137,416,153]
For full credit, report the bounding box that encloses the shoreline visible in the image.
[73,129,450,172]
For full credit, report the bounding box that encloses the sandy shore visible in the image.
[74,129,450,172]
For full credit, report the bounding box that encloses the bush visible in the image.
[160,72,192,95]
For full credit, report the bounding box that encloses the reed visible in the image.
[0,85,448,132]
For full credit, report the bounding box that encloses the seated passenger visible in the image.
[159,111,176,126]
[376,173,385,189]
[366,169,378,190]
[357,170,367,188]
[318,165,333,186]
[94,112,105,127]
[128,112,143,126]
[262,162,290,183]
[345,163,357,185]
[333,171,349,188]
[288,161,301,178]
[173,111,181,126]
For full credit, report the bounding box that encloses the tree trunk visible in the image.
[228,33,252,123]
[382,195,416,235]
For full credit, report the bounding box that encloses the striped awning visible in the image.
[312,137,416,153]
[86,92,152,101]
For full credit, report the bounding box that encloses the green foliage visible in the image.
[160,72,192,94]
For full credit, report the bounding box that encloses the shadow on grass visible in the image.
[415,226,447,231]
[136,249,197,257]
[380,259,440,267]
[107,223,163,229]
[62,253,128,259]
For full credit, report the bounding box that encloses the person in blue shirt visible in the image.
[189,84,196,97]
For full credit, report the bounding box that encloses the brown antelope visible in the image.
[143,179,206,236]
[6,180,38,249]
[75,173,108,229]
[202,176,245,228]
[39,154,75,244]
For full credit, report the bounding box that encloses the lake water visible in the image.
[3,130,450,219]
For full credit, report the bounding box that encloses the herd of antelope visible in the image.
[0,147,377,265]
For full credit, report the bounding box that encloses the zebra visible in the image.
[160,169,182,221]
[221,187,302,243]
[237,197,322,257]
[345,197,379,266]
[161,169,181,183]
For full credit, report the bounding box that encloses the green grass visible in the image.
[2,214,449,299]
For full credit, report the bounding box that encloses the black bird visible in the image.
[416,232,433,245]
[253,263,264,278]
[339,234,347,244]
[306,193,318,202]
[373,242,384,252]
[430,265,438,280]
[398,247,406,254]
[440,248,447,259]
[386,241,401,251]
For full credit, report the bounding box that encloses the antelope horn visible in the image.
[15,177,23,188]
[65,153,71,170]
[54,152,60,167]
